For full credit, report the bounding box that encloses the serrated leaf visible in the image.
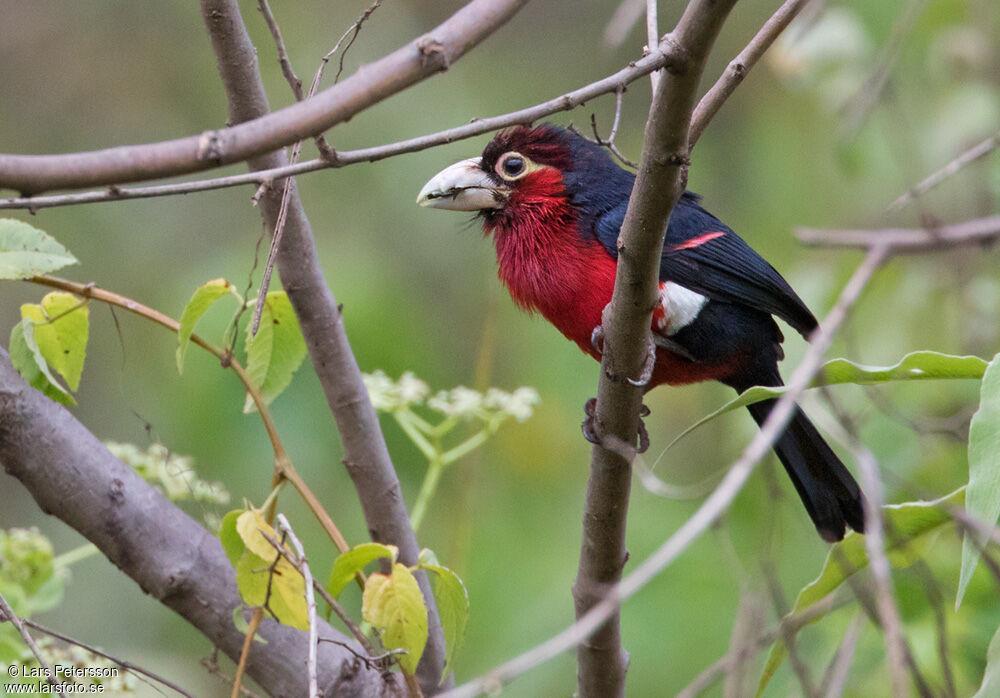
[757,488,964,696]
[422,562,469,683]
[219,509,246,567]
[21,293,89,391]
[328,542,398,598]
[668,352,988,452]
[973,621,1000,698]
[176,278,234,374]
[243,292,307,412]
[362,563,428,674]
[9,319,75,406]
[0,219,77,279]
[958,352,1000,609]
[235,550,309,631]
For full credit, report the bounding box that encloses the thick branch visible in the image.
[572,2,738,696]
[0,32,681,211]
[0,351,401,698]
[199,0,449,691]
[796,214,1000,252]
[0,0,528,194]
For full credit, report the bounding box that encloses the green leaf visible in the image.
[362,563,428,674]
[235,550,309,631]
[973,621,1000,698]
[958,352,1000,609]
[243,292,307,412]
[231,606,268,644]
[0,218,77,279]
[421,562,470,683]
[9,319,75,406]
[176,278,234,374]
[23,569,67,616]
[757,488,964,696]
[21,293,89,391]
[668,352,988,452]
[219,509,246,567]
[327,542,398,599]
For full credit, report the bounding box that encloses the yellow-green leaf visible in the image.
[327,542,398,598]
[236,509,285,563]
[235,550,309,631]
[219,509,246,567]
[21,292,89,391]
[958,352,1000,609]
[9,319,75,406]
[421,561,470,683]
[362,563,428,674]
[973,621,1000,698]
[667,352,988,452]
[176,278,233,374]
[243,292,307,412]
[757,488,964,696]
[0,219,77,279]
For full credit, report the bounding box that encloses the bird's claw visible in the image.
[590,325,605,355]
[626,337,657,388]
[580,398,651,454]
[581,397,601,445]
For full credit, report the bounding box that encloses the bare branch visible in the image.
[0,35,682,211]
[440,245,887,698]
[573,2,738,693]
[256,0,304,100]
[886,129,1000,213]
[275,515,319,698]
[199,0,449,690]
[646,0,660,93]
[0,0,530,194]
[603,0,646,48]
[0,592,67,696]
[0,350,402,697]
[689,0,811,147]
[12,617,196,698]
[797,214,1000,252]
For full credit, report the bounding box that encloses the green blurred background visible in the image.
[2,0,999,695]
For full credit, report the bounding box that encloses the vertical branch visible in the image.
[572,2,738,696]
[197,0,449,690]
[645,0,660,93]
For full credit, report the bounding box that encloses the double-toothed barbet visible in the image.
[417,124,865,542]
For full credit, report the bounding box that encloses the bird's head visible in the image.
[416,124,633,235]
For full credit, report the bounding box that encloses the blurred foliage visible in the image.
[1,0,999,696]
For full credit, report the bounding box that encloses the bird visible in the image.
[416,124,865,542]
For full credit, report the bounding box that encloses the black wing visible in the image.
[595,192,818,338]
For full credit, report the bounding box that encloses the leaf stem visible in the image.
[410,458,445,533]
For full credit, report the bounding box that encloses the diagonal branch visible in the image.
[0,0,529,195]
[796,214,1000,252]
[199,0,449,691]
[572,2,738,696]
[0,350,402,697]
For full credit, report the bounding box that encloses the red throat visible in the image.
[484,168,617,356]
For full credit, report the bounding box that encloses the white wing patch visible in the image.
[656,282,707,335]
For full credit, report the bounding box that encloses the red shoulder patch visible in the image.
[671,231,726,251]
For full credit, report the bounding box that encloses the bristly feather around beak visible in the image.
[416,157,509,211]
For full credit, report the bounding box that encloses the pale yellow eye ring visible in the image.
[495,151,543,181]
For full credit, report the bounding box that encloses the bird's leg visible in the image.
[591,325,657,388]
[580,398,651,454]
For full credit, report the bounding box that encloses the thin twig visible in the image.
[274,515,318,698]
[689,0,811,147]
[646,0,660,93]
[797,214,1000,252]
[589,89,638,168]
[763,564,818,698]
[850,441,910,697]
[886,129,1000,213]
[820,614,863,698]
[257,0,304,99]
[0,592,67,697]
[439,246,887,698]
[12,618,195,697]
[840,0,929,136]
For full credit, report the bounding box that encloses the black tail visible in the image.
[730,373,866,542]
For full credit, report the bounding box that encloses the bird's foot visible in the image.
[580,398,651,455]
[590,326,656,388]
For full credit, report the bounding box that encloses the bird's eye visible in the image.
[497,153,526,179]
